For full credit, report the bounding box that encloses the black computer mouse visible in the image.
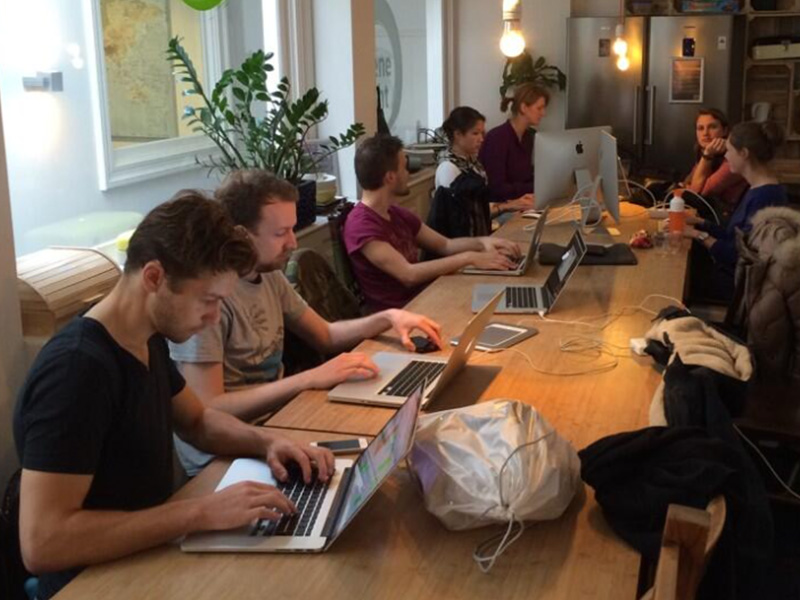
[410,335,439,354]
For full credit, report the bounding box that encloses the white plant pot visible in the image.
[303,173,338,204]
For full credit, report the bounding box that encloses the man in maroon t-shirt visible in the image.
[344,135,521,312]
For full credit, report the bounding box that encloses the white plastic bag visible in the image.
[408,400,580,571]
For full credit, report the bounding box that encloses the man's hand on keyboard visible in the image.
[265,434,336,485]
[197,481,296,530]
[466,249,517,271]
[477,236,522,260]
[305,352,379,389]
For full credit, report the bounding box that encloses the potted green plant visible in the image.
[166,37,365,229]
[499,50,567,111]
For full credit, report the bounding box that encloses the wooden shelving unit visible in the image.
[625,0,745,16]
[742,0,800,183]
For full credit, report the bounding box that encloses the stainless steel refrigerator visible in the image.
[567,16,744,178]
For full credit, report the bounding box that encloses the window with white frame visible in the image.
[0,0,303,258]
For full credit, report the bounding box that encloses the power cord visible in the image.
[619,178,658,208]
[470,294,686,377]
[531,294,685,332]
[733,424,800,503]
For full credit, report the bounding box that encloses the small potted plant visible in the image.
[499,50,567,111]
[167,37,365,230]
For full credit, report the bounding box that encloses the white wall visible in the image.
[0,0,264,257]
[453,0,570,132]
[0,89,26,488]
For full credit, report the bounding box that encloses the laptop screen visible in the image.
[331,384,423,539]
[545,230,586,300]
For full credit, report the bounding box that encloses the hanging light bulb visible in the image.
[613,23,627,56]
[613,1,629,72]
[500,0,525,58]
[500,21,525,58]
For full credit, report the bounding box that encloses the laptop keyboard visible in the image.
[505,286,540,310]
[378,360,445,397]
[250,470,330,537]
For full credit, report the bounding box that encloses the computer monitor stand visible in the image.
[572,168,603,228]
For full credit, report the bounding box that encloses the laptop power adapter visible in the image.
[630,337,648,356]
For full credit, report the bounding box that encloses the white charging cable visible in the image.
[472,431,555,573]
[472,294,688,377]
[619,178,658,208]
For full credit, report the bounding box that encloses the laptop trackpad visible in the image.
[328,352,421,399]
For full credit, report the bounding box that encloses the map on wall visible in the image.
[101,0,178,142]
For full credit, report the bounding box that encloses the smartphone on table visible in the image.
[310,438,369,455]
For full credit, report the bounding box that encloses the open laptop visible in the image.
[471,230,587,315]
[462,208,549,276]
[182,383,424,553]
[327,290,504,409]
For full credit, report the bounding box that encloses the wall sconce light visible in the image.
[500,0,525,58]
[67,43,84,69]
[22,71,64,92]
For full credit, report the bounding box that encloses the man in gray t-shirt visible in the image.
[170,171,443,475]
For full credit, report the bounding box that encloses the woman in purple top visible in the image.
[478,83,549,207]
[684,120,787,301]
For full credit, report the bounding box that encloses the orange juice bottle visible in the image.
[668,190,686,234]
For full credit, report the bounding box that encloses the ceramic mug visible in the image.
[751,102,772,123]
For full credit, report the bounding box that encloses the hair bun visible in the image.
[441,118,455,142]
[760,120,785,148]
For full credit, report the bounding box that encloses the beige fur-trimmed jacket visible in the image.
[729,206,800,382]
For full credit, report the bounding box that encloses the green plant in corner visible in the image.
[166,36,365,182]
[499,50,567,111]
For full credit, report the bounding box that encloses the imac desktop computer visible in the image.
[533,126,620,225]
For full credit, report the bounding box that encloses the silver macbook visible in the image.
[462,208,548,276]
[327,290,504,409]
[472,230,587,315]
[182,383,424,553]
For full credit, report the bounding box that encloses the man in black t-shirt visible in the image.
[13,192,335,600]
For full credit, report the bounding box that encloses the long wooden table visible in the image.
[55,205,689,599]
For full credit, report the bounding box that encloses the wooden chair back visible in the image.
[642,495,727,600]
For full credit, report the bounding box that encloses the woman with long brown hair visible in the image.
[684,108,748,219]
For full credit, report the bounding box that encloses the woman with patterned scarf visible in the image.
[430,107,533,240]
